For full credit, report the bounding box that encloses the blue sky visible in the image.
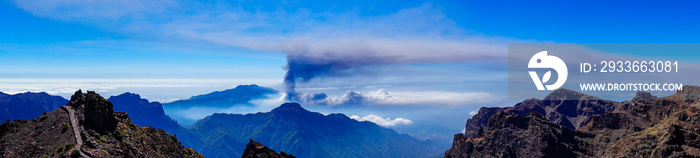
[451,1,699,43]
[1,0,699,132]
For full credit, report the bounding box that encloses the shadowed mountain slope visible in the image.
[446,86,700,158]
[163,84,278,108]
[108,93,181,132]
[182,102,441,158]
[0,92,68,122]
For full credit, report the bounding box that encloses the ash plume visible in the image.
[281,39,507,101]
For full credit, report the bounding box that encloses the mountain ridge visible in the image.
[462,88,618,138]
[446,86,700,157]
[0,92,68,122]
[108,92,182,132]
[0,88,443,158]
[162,84,279,126]
[0,90,204,157]
[183,102,441,158]
[164,84,278,108]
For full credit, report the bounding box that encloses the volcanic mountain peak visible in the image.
[667,85,700,102]
[632,91,658,102]
[678,85,700,94]
[12,91,51,96]
[187,102,441,157]
[278,102,303,109]
[110,92,143,100]
[189,84,272,100]
[543,88,589,101]
[163,84,278,110]
[271,102,309,114]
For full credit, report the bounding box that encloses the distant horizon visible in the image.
[2,1,700,153]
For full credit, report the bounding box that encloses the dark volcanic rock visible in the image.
[446,86,700,158]
[632,91,658,102]
[0,90,204,158]
[446,112,594,158]
[672,85,700,102]
[463,107,506,138]
[462,88,618,139]
[0,106,76,157]
[70,90,118,131]
[543,88,587,103]
[599,106,700,157]
[242,139,296,158]
[543,89,617,129]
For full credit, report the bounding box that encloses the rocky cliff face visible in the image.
[0,90,203,158]
[463,107,506,138]
[108,92,182,133]
[446,86,700,158]
[446,112,593,158]
[70,90,119,132]
[242,139,296,158]
[462,88,618,139]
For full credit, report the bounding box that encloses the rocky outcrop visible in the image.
[242,139,296,158]
[447,86,700,158]
[0,90,204,157]
[446,112,594,158]
[600,107,700,157]
[632,91,658,102]
[463,107,506,138]
[462,88,618,139]
[69,90,118,132]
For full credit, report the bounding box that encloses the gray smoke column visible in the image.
[282,40,395,100]
[281,39,508,101]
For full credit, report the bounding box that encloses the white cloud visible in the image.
[151,98,181,103]
[0,78,281,100]
[9,1,516,106]
[12,0,177,21]
[12,1,518,65]
[349,114,413,127]
[298,89,501,107]
[163,92,285,126]
[469,110,478,116]
[379,91,499,106]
